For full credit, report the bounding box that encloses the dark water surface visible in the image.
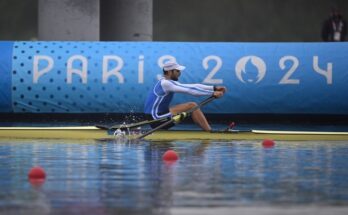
[0,139,348,215]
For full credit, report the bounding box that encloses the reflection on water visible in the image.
[0,139,348,214]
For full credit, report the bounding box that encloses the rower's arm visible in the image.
[162,80,214,96]
[190,83,214,91]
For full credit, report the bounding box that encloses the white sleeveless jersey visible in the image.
[144,78,214,119]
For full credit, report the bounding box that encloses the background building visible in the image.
[0,0,347,42]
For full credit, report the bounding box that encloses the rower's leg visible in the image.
[191,107,212,131]
[170,102,211,131]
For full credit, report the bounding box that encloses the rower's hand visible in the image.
[213,91,224,98]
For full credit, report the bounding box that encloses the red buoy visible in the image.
[162,150,179,161]
[28,166,46,180]
[262,139,275,148]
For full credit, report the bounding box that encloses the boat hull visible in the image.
[0,127,348,141]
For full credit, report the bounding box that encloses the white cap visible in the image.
[163,61,186,71]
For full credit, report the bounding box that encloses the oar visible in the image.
[96,117,169,130]
[136,96,216,140]
[97,96,216,131]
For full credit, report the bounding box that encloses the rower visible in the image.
[144,61,226,131]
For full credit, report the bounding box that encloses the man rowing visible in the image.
[144,61,226,131]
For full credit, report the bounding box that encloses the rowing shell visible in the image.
[0,126,348,141]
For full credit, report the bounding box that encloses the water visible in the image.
[0,139,348,215]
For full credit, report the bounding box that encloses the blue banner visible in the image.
[0,42,13,112]
[2,41,348,114]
